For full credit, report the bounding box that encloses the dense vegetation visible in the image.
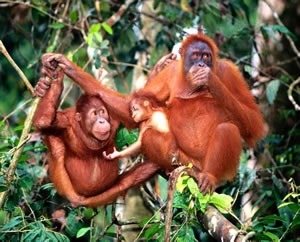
[0,0,299,241]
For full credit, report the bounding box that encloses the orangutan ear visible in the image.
[179,47,183,57]
[75,112,82,122]
[143,100,149,107]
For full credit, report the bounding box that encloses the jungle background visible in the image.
[0,0,299,241]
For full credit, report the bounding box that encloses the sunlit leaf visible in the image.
[263,231,280,242]
[89,23,101,33]
[102,23,113,35]
[266,79,280,104]
[210,193,233,214]
[76,227,91,238]
[176,175,189,193]
[49,22,65,29]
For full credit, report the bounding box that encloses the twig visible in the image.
[164,166,254,241]
[288,77,300,111]
[0,41,53,208]
[164,166,190,242]
[263,0,300,58]
[0,97,40,208]
[105,0,137,27]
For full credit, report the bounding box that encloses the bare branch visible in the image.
[105,0,137,27]
[263,0,300,58]
[288,77,300,111]
[0,43,56,208]
[164,166,254,241]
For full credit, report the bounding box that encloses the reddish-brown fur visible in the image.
[33,70,160,207]
[41,33,265,201]
[139,34,265,192]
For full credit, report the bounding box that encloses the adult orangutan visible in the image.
[33,66,161,207]
[41,33,265,204]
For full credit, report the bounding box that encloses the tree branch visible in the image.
[164,166,254,241]
[263,0,300,58]
[105,0,137,27]
[288,77,300,111]
[0,41,51,208]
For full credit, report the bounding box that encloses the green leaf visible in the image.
[176,175,189,193]
[49,22,65,29]
[270,25,297,40]
[93,32,103,44]
[13,125,25,131]
[101,48,110,57]
[263,231,280,242]
[115,126,138,149]
[266,79,280,104]
[262,215,287,224]
[102,23,113,35]
[187,177,199,196]
[101,39,110,48]
[85,33,93,47]
[144,223,160,240]
[89,23,101,33]
[69,10,78,24]
[176,225,195,242]
[244,65,253,76]
[210,193,233,214]
[0,184,7,192]
[19,175,34,189]
[1,216,23,230]
[76,227,91,238]
[22,230,39,241]
[66,211,83,237]
[278,201,294,209]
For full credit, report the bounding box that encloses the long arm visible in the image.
[80,161,162,208]
[46,136,85,206]
[33,70,65,129]
[209,60,265,147]
[104,139,142,160]
[41,54,136,129]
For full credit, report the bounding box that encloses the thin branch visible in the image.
[288,77,300,111]
[164,166,189,242]
[105,0,137,27]
[263,0,300,58]
[0,97,40,208]
[0,41,53,208]
[164,166,254,241]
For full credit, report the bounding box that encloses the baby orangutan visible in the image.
[103,95,187,170]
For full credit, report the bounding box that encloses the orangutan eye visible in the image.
[202,53,210,60]
[192,51,200,59]
[90,110,97,118]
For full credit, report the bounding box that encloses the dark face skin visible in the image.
[180,41,214,92]
[183,42,213,74]
[78,97,112,141]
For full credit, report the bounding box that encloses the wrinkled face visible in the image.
[183,41,213,73]
[182,41,213,89]
[79,98,112,141]
[130,100,149,123]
